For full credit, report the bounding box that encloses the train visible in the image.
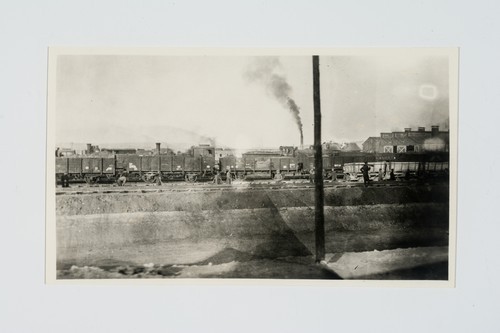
[55,144,216,184]
[219,149,331,180]
[55,143,449,184]
[219,149,449,180]
[329,151,449,181]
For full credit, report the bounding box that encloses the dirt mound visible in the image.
[195,248,256,265]
[57,257,341,280]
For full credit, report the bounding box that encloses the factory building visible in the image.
[215,147,236,162]
[192,144,215,157]
[362,126,449,153]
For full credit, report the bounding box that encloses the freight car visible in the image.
[55,143,450,184]
[343,159,449,182]
[331,151,449,168]
[55,143,216,184]
[338,151,449,181]
[218,149,449,181]
[219,150,334,180]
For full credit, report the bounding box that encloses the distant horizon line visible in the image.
[55,139,366,150]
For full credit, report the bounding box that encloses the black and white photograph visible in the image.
[5,1,500,332]
[46,48,457,284]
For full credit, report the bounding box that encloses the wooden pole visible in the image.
[313,55,325,262]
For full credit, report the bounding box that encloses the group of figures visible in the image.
[212,170,234,185]
[360,162,398,187]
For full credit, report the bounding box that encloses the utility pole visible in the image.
[313,55,325,262]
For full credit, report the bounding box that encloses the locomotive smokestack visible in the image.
[86,143,92,155]
[156,142,161,155]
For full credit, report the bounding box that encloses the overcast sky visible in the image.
[55,53,449,150]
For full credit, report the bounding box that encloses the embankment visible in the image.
[56,185,449,268]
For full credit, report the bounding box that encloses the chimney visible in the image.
[431,125,439,137]
[418,127,425,132]
[156,142,161,155]
[86,143,92,155]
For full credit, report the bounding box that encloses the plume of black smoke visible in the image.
[286,97,303,145]
[245,57,304,145]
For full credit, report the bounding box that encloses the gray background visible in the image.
[0,1,498,332]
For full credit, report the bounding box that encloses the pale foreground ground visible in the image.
[58,246,448,280]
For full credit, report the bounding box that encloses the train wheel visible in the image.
[84,175,99,184]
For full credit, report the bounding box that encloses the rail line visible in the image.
[54,179,446,196]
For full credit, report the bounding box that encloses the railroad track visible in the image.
[54,180,445,195]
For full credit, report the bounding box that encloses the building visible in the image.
[242,149,282,160]
[215,147,235,162]
[58,148,77,157]
[362,126,449,153]
[279,146,297,156]
[191,144,215,157]
[100,148,136,155]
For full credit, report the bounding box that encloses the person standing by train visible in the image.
[378,168,384,182]
[309,167,315,183]
[156,173,162,186]
[275,171,284,181]
[389,168,396,181]
[213,172,221,184]
[62,172,70,188]
[404,168,411,181]
[361,162,371,187]
[117,171,127,186]
[226,169,232,184]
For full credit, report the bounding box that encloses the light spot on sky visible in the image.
[419,84,438,100]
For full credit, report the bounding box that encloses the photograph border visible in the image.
[46,47,459,287]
